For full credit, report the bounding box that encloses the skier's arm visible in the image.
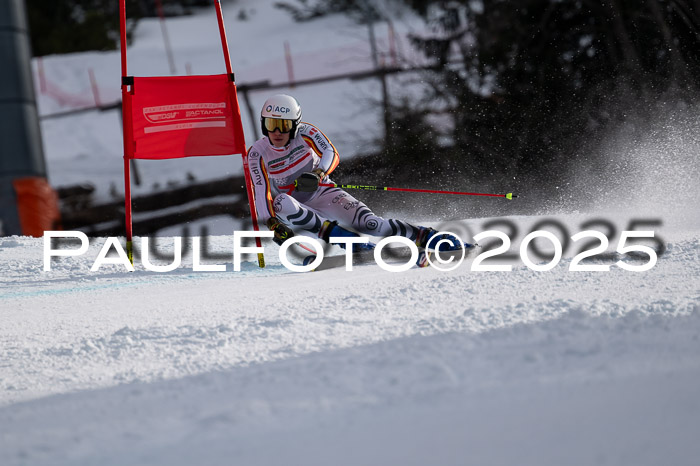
[246,147,275,224]
[299,123,339,178]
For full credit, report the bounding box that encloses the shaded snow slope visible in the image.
[2,311,699,466]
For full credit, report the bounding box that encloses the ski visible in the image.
[304,247,381,271]
[304,243,478,272]
[415,245,477,268]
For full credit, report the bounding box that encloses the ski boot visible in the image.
[302,221,374,267]
[415,227,471,252]
[319,220,375,253]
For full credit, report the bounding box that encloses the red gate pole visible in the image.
[213,0,265,268]
[155,0,177,74]
[284,41,295,87]
[119,0,135,264]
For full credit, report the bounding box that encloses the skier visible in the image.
[246,94,460,252]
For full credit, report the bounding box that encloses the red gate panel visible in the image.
[125,74,246,159]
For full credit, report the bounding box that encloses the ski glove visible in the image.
[266,217,294,246]
[294,172,320,193]
[294,169,325,193]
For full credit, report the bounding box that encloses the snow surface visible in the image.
[2,1,700,465]
[2,212,699,465]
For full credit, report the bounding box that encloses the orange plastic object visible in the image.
[12,177,61,237]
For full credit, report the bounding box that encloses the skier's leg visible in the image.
[272,193,372,251]
[306,187,467,251]
[305,187,421,239]
[272,193,325,235]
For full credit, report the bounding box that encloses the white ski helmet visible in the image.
[260,94,302,139]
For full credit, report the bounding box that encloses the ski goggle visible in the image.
[263,117,294,133]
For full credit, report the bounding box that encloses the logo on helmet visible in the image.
[266,105,291,114]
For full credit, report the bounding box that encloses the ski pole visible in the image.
[319,183,517,200]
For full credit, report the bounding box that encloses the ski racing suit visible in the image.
[247,122,421,242]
